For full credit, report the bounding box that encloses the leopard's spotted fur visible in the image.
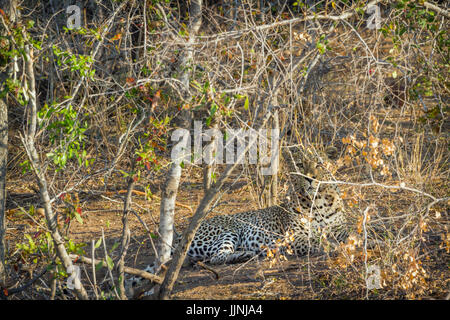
[185,146,348,264]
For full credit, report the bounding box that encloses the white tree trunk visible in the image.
[155,0,203,270]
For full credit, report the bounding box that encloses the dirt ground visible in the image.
[5,163,447,301]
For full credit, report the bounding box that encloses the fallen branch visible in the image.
[68,254,163,284]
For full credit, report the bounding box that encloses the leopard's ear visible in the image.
[301,158,320,179]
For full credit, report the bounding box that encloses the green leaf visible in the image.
[110,241,120,252]
[67,239,76,252]
[74,211,83,224]
[244,96,249,110]
[94,238,102,249]
[106,256,114,270]
[150,233,158,239]
[95,261,103,271]
[118,170,129,178]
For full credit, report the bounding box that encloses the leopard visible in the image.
[185,145,348,264]
[125,145,348,296]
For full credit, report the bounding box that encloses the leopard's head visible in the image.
[282,145,339,200]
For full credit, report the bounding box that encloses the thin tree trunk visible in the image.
[203,120,219,192]
[269,109,279,206]
[0,98,7,287]
[202,134,214,191]
[117,175,135,299]
[155,0,203,271]
[0,0,18,287]
[156,158,183,270]
[21,45,89,300]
